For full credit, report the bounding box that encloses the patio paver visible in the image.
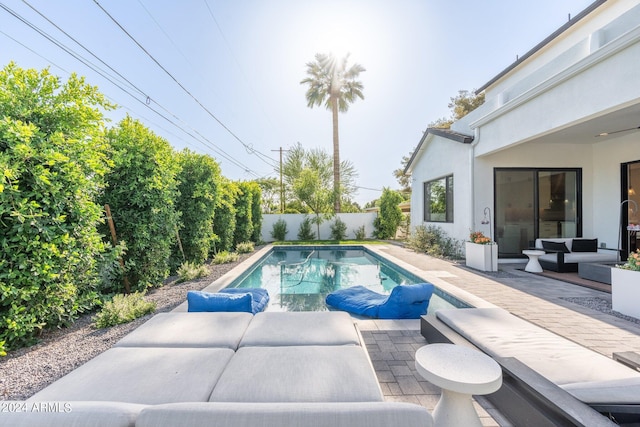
[356,244,640,427]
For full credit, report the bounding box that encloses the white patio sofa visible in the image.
[1,311,433,427]
[425,307,640,426]
[534,238,618,272]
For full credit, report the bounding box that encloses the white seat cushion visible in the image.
[239,311,361,347]
[114,312,253,349]
[209,345,383,402]
[137,402,433,427]
[436,308,640,386]
[28,347,234,404]
[0,401,145,427]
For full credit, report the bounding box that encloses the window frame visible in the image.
[423,175,454,223]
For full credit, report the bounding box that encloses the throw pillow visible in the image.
[541,240,570,253]
[187,291,252,313]
[571,238,598,252]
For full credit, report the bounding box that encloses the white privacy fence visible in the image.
[260,213,378,242]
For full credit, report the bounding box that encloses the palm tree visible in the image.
[301,53,365,213]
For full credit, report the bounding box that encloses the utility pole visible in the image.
[271,147,289,213]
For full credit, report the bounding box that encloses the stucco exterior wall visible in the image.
[475,36,640,156]
[260,213,377,242]
[408,135,473,243]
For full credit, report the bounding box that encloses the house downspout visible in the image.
[470,127,481,236]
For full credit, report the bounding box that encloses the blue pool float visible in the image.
[325,283,434,319]
[187,288,269,314]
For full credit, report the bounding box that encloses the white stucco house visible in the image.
[405,0,640,260]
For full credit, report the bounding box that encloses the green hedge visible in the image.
[213,180,238,253]
[0,64,113,352]
[100,117,180,291]
[174,149,221,265]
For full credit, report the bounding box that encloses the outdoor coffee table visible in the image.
[522,249,546,273]
[415,343,502,427]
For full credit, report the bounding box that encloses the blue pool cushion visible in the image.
[187,291,253,313]
[218,288,270,314]
[325,283,435,319]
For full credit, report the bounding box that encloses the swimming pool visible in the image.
[226,246,470,313]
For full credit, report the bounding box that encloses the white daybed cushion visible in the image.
[239,311,360,347]
[0,401,145,427]
[114,312,253,349]
[561,377,640,405]
[436,308,640,386]
[28,347,234,404]
[209,345,383,402]
[137,402,433,427]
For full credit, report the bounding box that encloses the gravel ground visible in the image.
[0,252,253,401]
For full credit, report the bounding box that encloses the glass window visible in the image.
[423,175,453,222]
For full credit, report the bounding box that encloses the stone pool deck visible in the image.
[355,244,640,427]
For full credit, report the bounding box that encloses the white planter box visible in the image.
[612,268,640,319]
[465,242,498,272]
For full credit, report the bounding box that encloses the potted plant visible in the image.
[465,231,498,272]
[612,249,640,319]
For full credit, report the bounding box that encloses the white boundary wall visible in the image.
[261,213,378,242]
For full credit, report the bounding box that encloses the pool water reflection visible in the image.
[227,246,468,313]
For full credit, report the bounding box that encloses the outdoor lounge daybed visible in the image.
[534,238,618,272]
[325,283,434,319]
[422,307,640,426]
[2,311,434,427]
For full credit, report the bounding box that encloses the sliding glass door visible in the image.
[495,168,581,257]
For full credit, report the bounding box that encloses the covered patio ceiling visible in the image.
[527,102,640,145]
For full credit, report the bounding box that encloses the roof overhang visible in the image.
[404,127,474,174]
[476,0,608,94]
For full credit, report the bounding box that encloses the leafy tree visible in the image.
[374,188,404,239]
[101,116,180,290]
[174,149,221,265]
[429,89,485,129]
[393,148,415,196]
[0,63,114,352]
[255,177,280,213]
[282,142,357,212]
[301,53,365,213]
[293,168,334,239]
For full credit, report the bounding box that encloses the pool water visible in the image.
[227,246,468,313]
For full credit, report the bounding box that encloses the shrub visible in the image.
[93,292,156,329]
[174,150,221,266]
[101,117,180,291]
[374,188,404,239]
[212,251,239,264]
[177,261,209,283]
[247,182,263,242]
[407,225,464,259]
[0,64,113,352]
[213,181,238,253]
[330,217,347,240]
[354,225,367,240]
[235,241,254,254]
[271,218,288,241]
[233,182,254,247]
[297,216,316,240]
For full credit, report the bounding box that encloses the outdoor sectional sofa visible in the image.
[534,237,618,272]
[1,311,434,427]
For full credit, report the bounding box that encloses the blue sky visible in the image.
[0,0,595,205]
